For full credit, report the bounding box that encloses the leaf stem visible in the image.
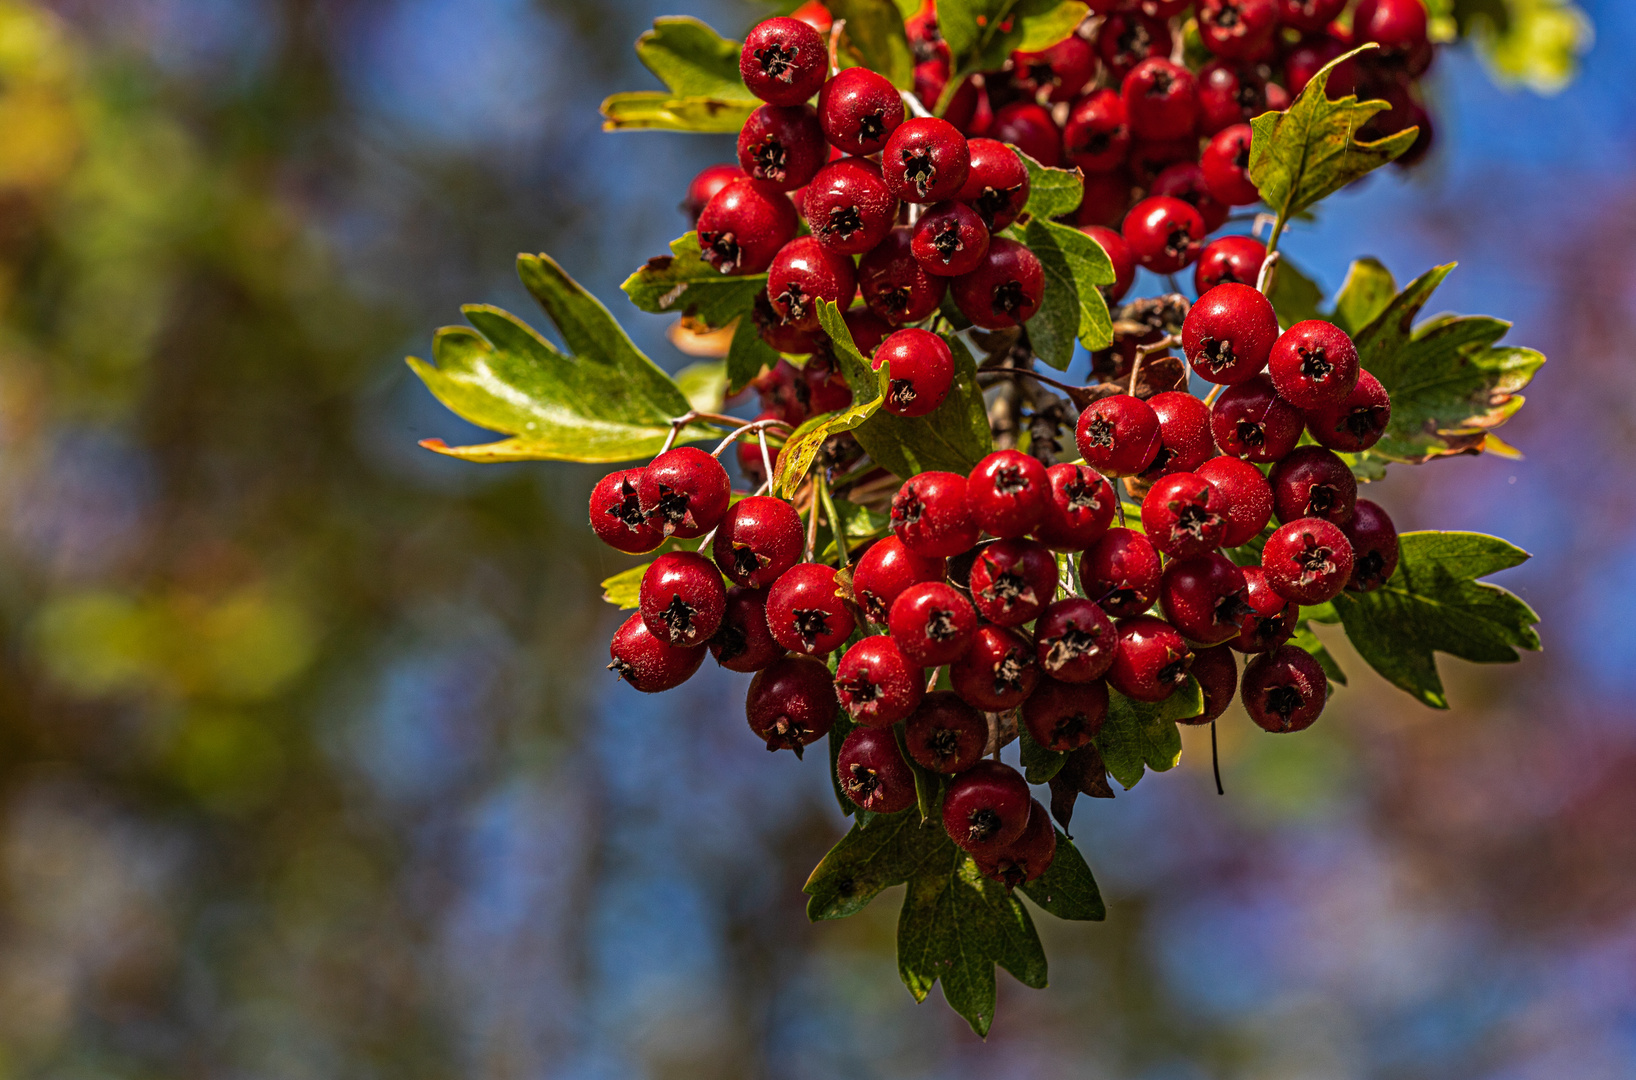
[1202,382,1225,407]
[817,470,849,567]
[976,367,1085,396]
[804,482,820,562]
[900,89,934,119]
[1255,249,1282,297]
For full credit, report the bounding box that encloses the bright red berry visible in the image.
[1140,390,1215,480]
[740,16,828,106]
[1152,162,1229,234]
[746,654,838,752]
[1160,552,1249,646]
[805,157,900,255]
[1194,234,1266,292]
[1230,565,1297,652]
[1035,598,1117,683]
[1262,518,1355,604]
[1198,0,1280,61]
[1210,374,1304,462]
[1182,283,1281,385]
[817,66,906,155]
[609,612,707,692]
[835,635,926,727]
[710,586,785,672]
[911,200,990,277]
[1108,614,1193,702]
[858,227,947,323]
[1305,369,1391,452]
[1242,644,1328,732]
[956,138,1030,230]
[767,236,857,331]
[883,117,971,203]
[950,237,1045,329]
[638,446,732,539]
[1011,34,1100,103]
[712,495,803,588]
[891,471,981,557]
[1271,445,1357,526]
[1064,89,1131,173]
[951,625,1040,711]
[1080,527,1163,618]
[873,328,954,418]
[681,163,745,222]
[1195,62,1270,135]
[853,536,946,624]
[1081,225,1137,302]
[639,551,727,647]
[943,760,1032,854]
[1142,472,1233,559]
[697,178,799,274]
[1179,643,1238,723]
[738,104,826,191]
[904,691,989,774]
[969,539,1058,627]
[1196,455,1274,547]
[1353,0,1430,57]
[1342,498,1399,591]
[1076,393,1162,477]
[975,798,1057,886]
[1121,195,1205,274]
[967,449,1051,539]
[889,580,977,666]
[1122,58,1197,141]
[590,468,665,554]
[1097,12,1173,80]
[1200,124,1260,206]
[988,101,1062,167]
[1269,320,1360,409]
[1023,677,1108,752]
[1033,463,1117,551]
[1278,0,1347,33]
[766,562,856,655]
[837,726,918,813]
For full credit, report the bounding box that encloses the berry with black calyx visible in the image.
[1097,11,1173,80]
[1262,518,1355,605]
[1150,161,1229,234]
[637,446,732,539]
[1278,0,1346,33]
[1033,463,1117,552]
[1200,124,1260,207]
[837,726,918,813]
[1023,677,1108,752]
[853,535,946,624]
[1080,527,1164,618]
[942,760,1032,854]
[805,157,901,256]
[1160,552,1250,646]
[737,104,827,192]
[988,101,1063,167]
[882,116,971,203]
[910,200,990,277]
[1180,644,1239,724]
[1270,444,1358,526]
[1242,644,1328,732]
[951,624,1040,711]
[1142,472,1233,560]
[639,551,728,647]
[1306,369,1392,453]
[1011,34,1099,103]
[904,691,989,774]
[1121,195,1205,274]
[1035,597,1117,683]
[1108,614,1193,702]
[1081,225,1137,302]
[712,495,804,588]
[1342,498,1400,592]
[1064,89,1131,174]
[589,468,665,554]
[1230,565,1297,652]
[969,538,1058,627]
[1197,0,1280,61]
[835,634,926,727]
[956,138,1030,230]
[873,328,954,418]
[1140,390,1215,480]
[891,470,981,557]
[1195,62,1270,135]
[1269,319,1360,409]
[889,580,978,666]
[1121,57,1197,141]
[746,654,839,753]
[767,236,857,332]
[839,306,893,358]
[1194,234,1267,292]
[755,294,822,356]
[609,612,708,693]
[858,227,947,324]
[975,797,1057,886]
[710,586,786,672]
[1210,374,1304,462]
[766,562,857,655]
[817,66,906,155]
[1182,283,1281,385]
[1196,454,1274,547]
[739,16,829,106]
[697,178,800,274]
[967,449,1051,539]
[681,163,745,222]
[950,237,1046,329]
[1076,393,1162,477]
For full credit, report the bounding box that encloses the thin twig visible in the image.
[976,367,1086,396]
[1127,335,1178,396]
[804,482,820,562]
[900,89,934,119]
[817,469,850,567]
[709,418,792,459]
[1202,382,1225,407]
[1255,249,1282,296]
[1211,721,1225,796]
[758,428,774,484]
[828,19,846,76]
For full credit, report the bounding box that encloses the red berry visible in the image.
[1353,0,1429,57]
[1279,0,1346,33]
[854,535,945,624]
[889,581,978,666]
[1139,390,1215,480]
[1063,89,1130,173]
[858,227,947,323]
[1121,196,1205,274]
[800,347,855,414]
[789,0,832,32]
[710,586,786,672]
[1151,162,1230,233]
[1080,527,1163,618]
[1180,644,1239,723]
[1023,677,1108,752]
[1230,565,1297,652]
[1305,369,1391,452]
[609,612,707,692]
[904,691,989,774]
[1242,645,1328,732]
[805,157,900,255]
[755,357,809,423]
[817,66,906,155]
[740,16,828,106]
[839,307,893,358]
[1033,463,1117,551]
[1076,169,1135,228]
[975,798,1057,886]
[746,654,839,752]
[1081,225,1136,302]
[969,538,1058,627]
[1200,124,1260,206]
[951,625,1040,711]
[681,163,745,221]
[1159,552,1249,646]
[1287,36,1358,97]
[697,178,799,274]
[1142,472,1233,559]
[1262,518,1355,604]
[873,328,954,418]
[738,104,827,192]
[988,101,1062,167]
[1269,320,1360,409]
[639,551,727,647]
[1195,62,1270,136]
[1197,0,1280,61]
[766,562,857,655]
[943,760,1032,854]
[589,468,665,554]
[1097,12,1173,80]
[910,200,990,278]
[1108,614,1193,702]
[957,138,1030,230]
[712,495,803,588]
[767,236,857,332]
[967,449,1051,539]
[1128,137,1200,186]
[756,299,822,356]
[950,237,1045,329]
[1210,374,1304,462]
[891,471,981,557]
[883,117,972,203]
[837,726,918,813]
[835,635,926,727]
[1342,498,1399,592]
[1121,58,1197,141]
[1035,598,1117,683]
[1182,283,1281,385]
[638,446,732,539]
[1194,234,1266,292]
[1011,34,1100,104]
[1076,393,1162,477]
[1270,445,1357,526]
[1196,454,1274,547]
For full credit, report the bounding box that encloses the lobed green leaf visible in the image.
[1023,216,1115,368]
[1019,829,1105,921]
[1330,256,1398,336]
[1266,255,1325,329]
[1014,146,1084,220]
[599,91,758,133]
[621,233,769,329]
[1093,680,1199,789]
[828,0,917,89]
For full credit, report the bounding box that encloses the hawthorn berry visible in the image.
[1142,472,1233,560]
[1262,518,1355,604]
[1011,34,1099,103]
[1128,137,1200,187]
[1353,0,1430,61]
[638,446,732,539]
[889,581,978,666]
[835,635,925,727]
[1285,36,1354,98]
[697,178,799,274]
[853,536,945,624]
[1197,0,1280,61]
[1077,169,1136,229]
[1195,62,1270,135]
[1150,162,1230,234]
[1064,89,1131,174]
[904,691,989,774]
[1033,463,1117,551]
[839,306,893,359]
[950,237,1045,329]
[911,201,990,277]
[891,471,981,557]
[1230,565,1298,652]
[1269,320,1360,409]
[746,654,839,753]
[817,66,906,155]
[1270,445,1358,526]
[968,538,1058,627]
[1196,454,1274,547]
[837,726,918,813]
[755,357,809,423]
[1098,11,1173,80]
[609,612,708,693]
[1023,677,1108,753]
[988,101,1063,167]
[740,16,828,106]
[1121,196,1205,274]
[767,236,857,331]
[1076,393,1162,477]
[975,798,1057,886]
[1210,374,1305,462]
[1160,552,1250,646]
[1279,0,1347,33]
[1182,283,1281,385]
[1108,614,1193,702]
[712,495,804,588]
[1306,369,1392,453]
[1201,124,1260,207]
[639,551,727,648]
[1081,225,1137,302]
[943,760,1032,854]
[1080,527,1164,618]
[681,163,745,221]
[737,104,826,192]
[1194,235,1266,292]
[766,562,856,655]
[1242,645,1328,733]
[951,624,1040,711]
[710,586,786,672]
[805,157,900,256]
[789,0,831,32]
[1122,58,1197,141]
[1342,498,1400,591]
[858,227,947,324]
[755,296,822,356]
[589,468,664,554]
[956,138,1030,230]
[883,117,971,203]
[799,347,853,415]
[967,449,1050,539]
[873,328,954,417]
[1035,598,1117,683]
[1140,390,1215,480]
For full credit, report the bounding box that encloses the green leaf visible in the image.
[410,255,718,463]
[1459,0,1592,94]
[1331,531,1541,709]
[1013,1,1092,52]
[621,233,769,329]
[1266,255,1325,329]
[1015,146,1084,220]
[726,317,779,395]
[1019,728,1067,784]
[599,92,758,133]
[774,393,886,497]
[1019,831,1105,921]
[895,725,943,824]
[1093,681,1198,789]
[634,17,755,98]
[1023,216,1115,368]
[890,0,922,17]
[1248,45,1420,222]
[1290,621,1347,686]
[1330,257,1397,336]
[828,0,916,89]
[600,563,648,609]
[674,360,727,413]
[937,0,1090,77]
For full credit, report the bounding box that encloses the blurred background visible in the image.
[0,0,1626,1076]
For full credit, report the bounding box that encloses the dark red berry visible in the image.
[1064,89,1130,173]
[1194,234,1266,293]
[836,635,926,727]
[891,471,981,557]
[710,586,786,672]
[956,138,1030,230]
[904,691,989,774]
[950,237,1045,329]
[1200,124,1260,206]
[1305,369,1391,452]
[1279,0,1346,33]
[969,539,1058,627]
[682,163,745,221]
[1121,195,1205,274]
[1193,460,1268,553]
[1195,62,1269,135]
[590,468,665,554]
[889,581,977,666]
[801,348,855,415]
[1160,552,1249,646]
[1242,645,1328,732]
[1285,36,1355,98]
[767,236,857,332]
[854,536,946,624]
[858,227,946,323]
[967,449,1051,539]
[1342,498,1399,592]
[1140,390,1215,480]
[1108,615,1193,702]
[837,726,918,813]
[738,104,826,191]
[951,625,1040,711]
[1142,472,1232,559]
[1076,393,1162,477]
[817,66,906,155]
[756,297,822,355]
[1179,644,1238,723]
[873,328,954,418]
[1035,598,1117,683]
[1081,225,1136,302]
[639,551,727,647]
[609,612,707,692]
[1076,169,1135,229]
[1011,34,1099,104]
[805,157,900,256]
[1080,527,1163,618]
[697,178,800,274]
[975,798,1057,886]
[1271,445,1357,526]
[746,654,839,752]
[740,16,828,106]
[1153,165,1229,238]
[883,117,971,203]
[839,306,893,358]
[1121,58,1197,141]
[1033,463,1117,551]
[988,101,1062,167]
[1269,320,1360,409]
[766,562,856,655]
[1353,0,1429,58]
[1210,374,1304,462]
[911,200,990,277]
[712,495,803,588]
[1128,137,1200,187]
[1198,0,1280,61]
[1182,283,1281,385]
[1023,677,1108,753]
[638,446,732,539]
[1262,518,1355,604]
[755,357,809,424]
[1097,12,1173,80]
[1230,565,1297,652]
[943,760,1032,854]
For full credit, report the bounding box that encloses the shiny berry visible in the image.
[1142,472,1232,560]
[740,16,828,106]
[1098,12,1173,79]
[1108,615,1193,702]
[1076,393,1162,477]
[975,798,1057,886]
[766,562,856,655]
[712,495,804,588]
[1121,58,1197,141]
[858,227,946,323]
[1242,645,1327,732]
[1023,677,1108,752]
[1230,565,1297,652]
[1271,445,1357,526]
[1278,0,1346,32]
[967,449,1051,539]
[1262,518,1355,604]
[746,654,838,752]
[854,536,945,624]
[1353,0,1430,57]
[1196,455,1274,547]
[697,178,799,274]
[1081,528,1164,618]
[1305,369,1391,452]
[839,307,893,358]
[608,612,707,692]
[943,760,1032,854]
[1011,34,1099,104]
[1082,225,1136,302]
[638,446,732,539]
[950,237,1045,329]
[951,625,1039,711]
[957,138,1030,230]
[1035,598,1117,682]
[1121,196,1205,274]
[710,586,785,672]
[1194,234,1266,292]
[1195,62,1269,135]
[681,163,745,221]
[738,104,826,191]
[817,66,905,155]
[1152,163,1229,234]
[1160,552,1249,646]
[1269,320,1360,409]
[911,200,990,277]
[883,117,971,203]
[988,101,1062,167]
[1210,374,1304,462]
[835,635,926,727]
[1198,0,1280,61]
[639,551,727,647]
[1200,124,1260,206]
[891,471,981,557]
[1180,644,1238,724]
[889,581,977,666]
[1063,89,1130,173]
[767,236,857,331]
[1342,498,1399,592]
[837,726,917,813]
[904,691,989,774]
[969,539,1058,627]
[589,468,664,554]
[1033,463,1117,551]
[1182,283,1281,385]
[873,328,954,418]
[806,157,900,257]
[1139,390,1215,480]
